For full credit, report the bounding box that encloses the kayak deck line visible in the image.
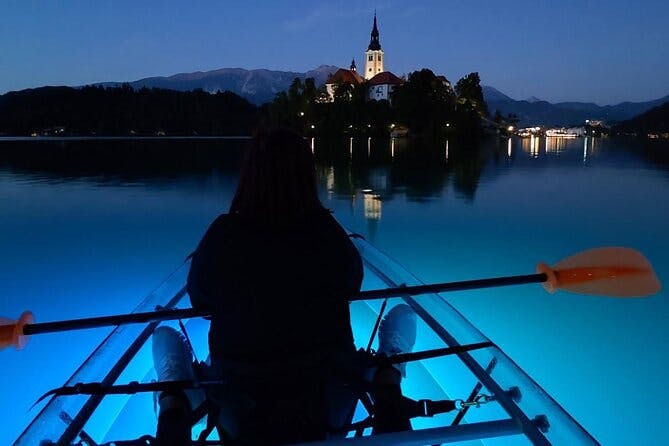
[84,418,521,446]
[55,286,188,446]
[14,262,193,446]
[360,256,551,446]
[14,237,601,445]
[352,237,599,445]
[293,418,523,446]
[451,357,498,426]
[35,341,496,403]
[93,419,524,446]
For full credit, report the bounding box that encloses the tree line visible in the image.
[264,69,489,137]
[613,101,669,136]
[0,70,488,138]
[0,84,259,136]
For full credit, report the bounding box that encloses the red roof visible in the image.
[325,68,364,85]
[368,71,402,86]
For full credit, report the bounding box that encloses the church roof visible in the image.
[325,68,364,85]
[368,71,402,86]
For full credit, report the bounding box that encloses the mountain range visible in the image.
[483,86,669,127]
[98,65,339,106]
[613,101,669,134]
[96,66,668,126]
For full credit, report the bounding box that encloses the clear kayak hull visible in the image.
[15,237,599,445]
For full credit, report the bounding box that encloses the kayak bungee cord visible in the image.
[34,341,495,404]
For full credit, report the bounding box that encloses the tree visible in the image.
[455,72,488,117]
[452,72,489,136]
[333,82,354,103]
[392,68,456,135]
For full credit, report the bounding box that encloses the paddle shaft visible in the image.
[22,307,209,335]
[20,272,547,336]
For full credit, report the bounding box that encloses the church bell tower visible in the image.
[364,13,384,80]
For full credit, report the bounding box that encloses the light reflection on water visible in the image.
[1,137,668,444]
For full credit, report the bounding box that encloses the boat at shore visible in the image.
[14,236,599,445]
[545,128,582,138]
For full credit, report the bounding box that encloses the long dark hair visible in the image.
[230,128,326,225]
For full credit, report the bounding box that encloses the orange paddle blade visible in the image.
[0,311,34,351]
[537,247,661,297]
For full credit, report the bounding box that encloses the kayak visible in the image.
[14,235,599,445]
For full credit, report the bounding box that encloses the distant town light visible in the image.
[508,125,515,132]
[310,124,315,129]
[299,112,305,116]
[446,123,450,127]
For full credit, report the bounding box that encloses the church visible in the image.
[324,14,403,102]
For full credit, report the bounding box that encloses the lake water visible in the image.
[1,136,668,445]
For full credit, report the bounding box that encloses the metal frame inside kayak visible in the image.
[14,237,600,445]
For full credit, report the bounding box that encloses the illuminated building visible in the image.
[324,60,364,102]
[368,71,402,102]
[324,13,404,102]
[364,13,384,79]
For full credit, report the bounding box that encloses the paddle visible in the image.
[1,247,660,350]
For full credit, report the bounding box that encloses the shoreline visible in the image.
[0,135,252,142]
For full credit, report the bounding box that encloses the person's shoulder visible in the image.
[310,207,335,225]
[211,213,234,226]
[204,213,240,236]
[316,209,350,237]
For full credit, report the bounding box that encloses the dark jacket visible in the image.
[187,211,363,370]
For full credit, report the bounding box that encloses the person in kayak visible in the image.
[152,127,417,444]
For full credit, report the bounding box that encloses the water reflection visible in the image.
[520,135,540,158]
[2,136,668,208]
[363,191,382,220]
[546,136,568,155]
[313,137,485,203]
[0,139,247,185]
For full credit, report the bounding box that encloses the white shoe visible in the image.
[152,326,198,414]
[377,304,417,377]
[152,326,194,382]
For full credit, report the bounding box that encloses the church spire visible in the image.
[350,58,357,71]
[367,12,381,51]
[364,12,384,80]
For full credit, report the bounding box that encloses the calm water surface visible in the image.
[1,136,668,445]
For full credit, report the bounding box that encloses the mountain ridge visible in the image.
[614,101,669,134]
[482,86,669,126]
[97,65,339,105]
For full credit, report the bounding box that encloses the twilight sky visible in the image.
[1,0,668,105]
